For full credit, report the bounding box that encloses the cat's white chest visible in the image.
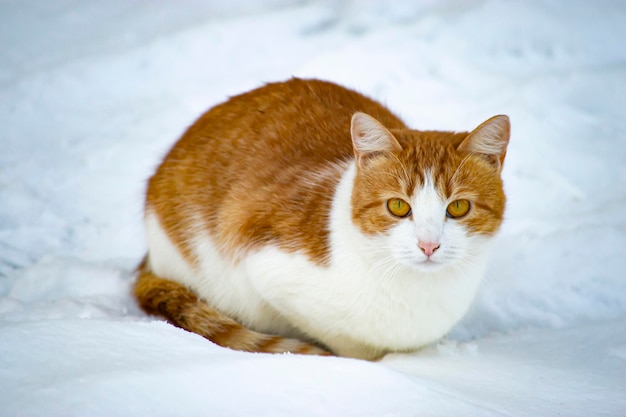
[245,239,487,359]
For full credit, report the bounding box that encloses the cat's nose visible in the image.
[418,241,440,257]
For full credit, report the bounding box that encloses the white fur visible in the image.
[145,165,492,360]
[145,212,195,283]
[145,210,302,338]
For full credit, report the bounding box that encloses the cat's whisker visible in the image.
[389,263,407,283]
[370,256,395,271]
[449,153,473,186]
[452,257,482,278]
[387,152,412,190]
[386,260,406,279]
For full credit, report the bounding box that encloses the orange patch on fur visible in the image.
[351,129,506,237]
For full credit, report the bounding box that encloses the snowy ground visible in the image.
[1,1,625,416]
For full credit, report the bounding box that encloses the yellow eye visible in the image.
[446,199,471,219]
[387,198,411,218]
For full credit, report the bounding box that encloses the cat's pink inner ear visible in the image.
[458,115,510,171]
[350,112,402,167]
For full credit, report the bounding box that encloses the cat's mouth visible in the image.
[414,259,446,272]
[398,255,448,273]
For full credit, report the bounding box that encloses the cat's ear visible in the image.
[457,115,510,171]
[351,112,402,167]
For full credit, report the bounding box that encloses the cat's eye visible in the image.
[446,199,471,219]
[387,198,412,218]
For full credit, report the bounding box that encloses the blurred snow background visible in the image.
[1,1,625,416]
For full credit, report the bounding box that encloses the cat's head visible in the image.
[350,112,510,273]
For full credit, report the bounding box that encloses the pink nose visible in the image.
[418,241,440,257]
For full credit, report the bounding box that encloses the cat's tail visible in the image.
[133,259,332,357]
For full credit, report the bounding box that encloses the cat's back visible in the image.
[149,78,404,206]
[147,78,406,261]
[172,78,405,170]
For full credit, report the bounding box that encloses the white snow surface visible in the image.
[1,1,625,416]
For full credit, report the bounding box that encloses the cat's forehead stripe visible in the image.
[413,171,443,201]
[394,142,461,200]
[409,168,448,201]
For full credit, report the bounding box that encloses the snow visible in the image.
[1,0,625,415]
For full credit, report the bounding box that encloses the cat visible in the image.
[134,77,510,360]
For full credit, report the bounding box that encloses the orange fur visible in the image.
[134,78,509,358]
[145,78,406,266]
[352,128,506,236]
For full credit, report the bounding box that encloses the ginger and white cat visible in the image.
[134,78,510,360]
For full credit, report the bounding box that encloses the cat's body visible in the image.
[135,78,510,360]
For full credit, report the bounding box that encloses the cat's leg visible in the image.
[133,258,332,356]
